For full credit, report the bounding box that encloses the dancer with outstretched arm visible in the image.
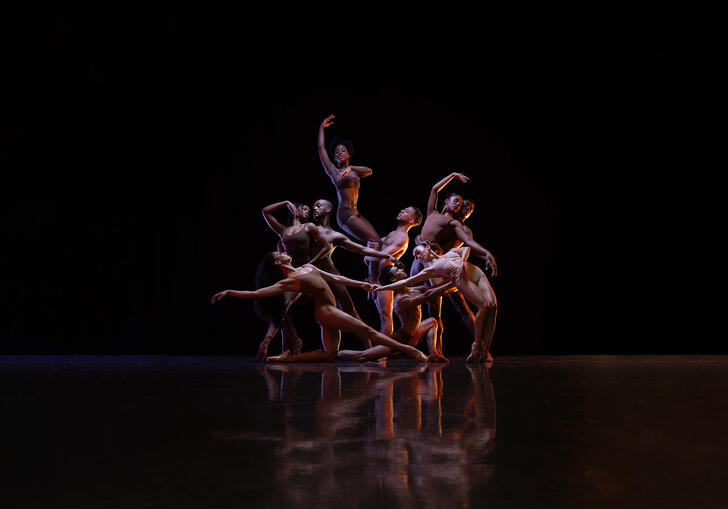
[212,251,429,363]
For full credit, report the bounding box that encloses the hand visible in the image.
[211,290,228,303]
[485,254,498,277]
[388,255,405,269]
[362,282,380,293]
[285,201,297,216]
[322,114,335,128]
[452,172,470,183]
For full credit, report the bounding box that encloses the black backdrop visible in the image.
[2,9,707,355]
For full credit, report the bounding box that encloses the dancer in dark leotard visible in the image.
[318,114,381,283]
[211,251,429,363]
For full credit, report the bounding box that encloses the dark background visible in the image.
[1,9,706,355]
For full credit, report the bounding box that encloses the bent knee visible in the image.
[322,350,339,362]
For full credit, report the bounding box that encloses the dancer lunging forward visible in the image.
[212,251,429,363]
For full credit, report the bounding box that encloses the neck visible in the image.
[318,214,332,229]
[396,222,413,234]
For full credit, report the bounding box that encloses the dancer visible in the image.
[338,264,455,362]
[211,251,429,363]
[318,114,381,282]
[310,199,403,328]
[258,200,331,359]
[376,243,497,363]
[364,206,423,335]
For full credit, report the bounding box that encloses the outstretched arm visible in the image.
[376,266,437,292]
[318,115,340,181]
[305,224,333,265]
[308,265,377,292]
[427,172,469,216]
[398,280,457,309]
[339,237,402,266]
[452,225,498,276]
[262,201,296,236]
[211,278,300,303]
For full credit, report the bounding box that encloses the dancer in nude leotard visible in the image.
[318,114,381,282]
[211,251,429,363]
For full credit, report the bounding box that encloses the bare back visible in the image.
[393,290,423,335]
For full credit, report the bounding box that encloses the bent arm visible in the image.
[262,201,292,236]
[305,224,332,265]
[340,238,392,260]
[453,227,492,260]
[427,172,467,215]
[349,165,373,178]
[403,280,457,308]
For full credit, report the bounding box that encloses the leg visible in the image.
[256,322,281,362]
[338,345,394,361]
[318,305,427,362]
[447,291,475,337]
[478,277,497,362]
[266,325,341,363]
[375,290,395,336]
[456,278,493,363]
[410,317,448,362]
[340,214,381,281]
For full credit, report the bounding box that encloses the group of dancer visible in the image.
[211,115,498,363]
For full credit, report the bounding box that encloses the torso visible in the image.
[394,289,422,335]
[292,267,337,307]
[281,226,311,267]
[419,212,458,248]
[334,170,359,210]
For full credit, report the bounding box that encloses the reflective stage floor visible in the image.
[2,356,727,508]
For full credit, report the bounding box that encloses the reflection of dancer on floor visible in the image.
[310,199,403,347]
[318,114,381,282]
[212,251,429,362]
[376,243,497,363]
[338,265,456,362]
[365,206,423,336]
[257,200,331,359]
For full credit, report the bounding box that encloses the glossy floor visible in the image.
[2,356,727,508]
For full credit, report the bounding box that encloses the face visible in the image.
[458,201,474,221]
[389,266,408,281]
[413,245,434,262]
[396,206,415,223]
[444,195,463,213]
[313,200,330,220]
[273,251,292,265]
[297,204,311,221]
[334,144,350,165]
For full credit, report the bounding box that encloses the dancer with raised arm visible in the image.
[310,199,403,339]
[318,114,381,282]
[257,200,331,359]
[376,243,497,363]
[338,264,454,362]
[212,251,429,363]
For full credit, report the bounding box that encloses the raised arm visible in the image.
[452,225,498,276]
[304,223,333,265]
[427,172,470,215]
[318,115,340,180]
[308,264,376,292]
[262,201,296,236]
[211,278,300,303]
